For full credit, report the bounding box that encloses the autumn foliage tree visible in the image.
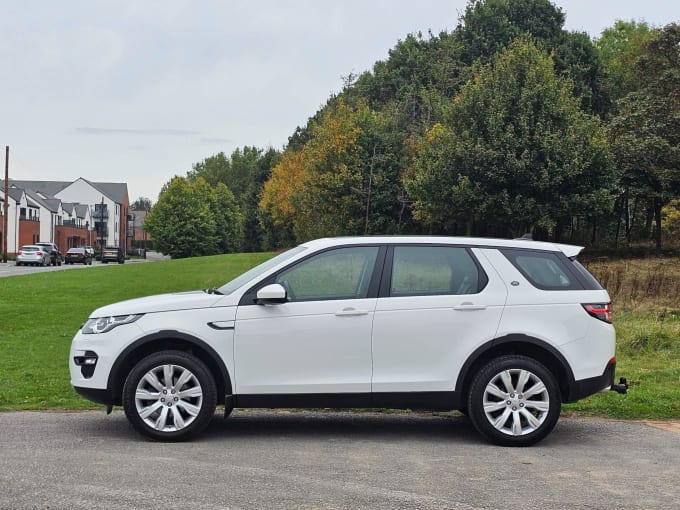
[260,99,405,242]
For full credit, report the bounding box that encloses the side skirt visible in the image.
[234,391,461,411]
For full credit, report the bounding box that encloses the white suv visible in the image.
[69,236,625,446]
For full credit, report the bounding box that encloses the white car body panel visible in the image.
[234,298,376,394]
[371,249,508,392]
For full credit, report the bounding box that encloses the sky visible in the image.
[1,1,678,203]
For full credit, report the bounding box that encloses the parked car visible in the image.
[35,242,63,266]
[69,236,627,445]
[16,245,50,266]
[101,246,124,264]
[65,247,93,265]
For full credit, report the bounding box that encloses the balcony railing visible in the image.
[92,207,109,219]
[59,219,87,229]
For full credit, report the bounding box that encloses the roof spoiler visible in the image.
[513,233,584,258]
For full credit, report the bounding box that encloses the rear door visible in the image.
[371,245,507,393]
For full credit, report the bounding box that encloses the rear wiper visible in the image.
[204,287,223,295]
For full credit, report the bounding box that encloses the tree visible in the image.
[144,176,242,258]
[187,152,230,185]
[188,147,281,252]
[405,38,612,238]
[130,196,153,211]
[608,23,680,250]
[260,99,406,242]
[596,20,654,105]
[456,0,609,115]
[457,0,565,64]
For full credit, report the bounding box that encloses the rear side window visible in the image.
[389,246,487,297]
[570,260,604,290]
[501,249,583,291]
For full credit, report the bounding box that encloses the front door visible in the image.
[234,245,382,396]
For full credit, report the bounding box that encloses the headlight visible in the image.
[82,314,143,334]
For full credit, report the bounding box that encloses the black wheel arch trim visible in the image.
[454,333,577,401]
[106,330,232,403]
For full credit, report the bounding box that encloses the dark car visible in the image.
[35,242,63,266]
[65,247,92,265]
[101,246,125,264]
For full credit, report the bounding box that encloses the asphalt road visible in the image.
[0,410,677,510]
[0,252,172,278]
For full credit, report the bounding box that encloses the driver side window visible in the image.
[275,246,379,302]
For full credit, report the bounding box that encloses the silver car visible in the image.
[16,245,50,266]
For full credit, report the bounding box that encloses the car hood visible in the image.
[89,290,237,317]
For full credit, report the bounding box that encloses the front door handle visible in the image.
[453,303,487,311]
[335,307,369,317]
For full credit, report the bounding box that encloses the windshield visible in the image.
[217,246,307,295]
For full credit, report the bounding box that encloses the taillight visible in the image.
[17,251,22,255]
[37,251,43,256]
[583,303,613,323]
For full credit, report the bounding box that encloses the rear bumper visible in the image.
[566,360,616,402]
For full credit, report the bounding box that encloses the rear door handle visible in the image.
[335,308,369,317]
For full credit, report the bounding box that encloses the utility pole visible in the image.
[100,196,105,258]
[3,146,9,263]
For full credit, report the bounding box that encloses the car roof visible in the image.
[299,236,584,258]
[20,245,41,249]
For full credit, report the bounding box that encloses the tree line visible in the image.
[142,0,680,258]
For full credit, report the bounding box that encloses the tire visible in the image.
[122,350,217,441]
[467,355,561,447]
[42,258,48,267]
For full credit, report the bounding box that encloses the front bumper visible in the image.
[74,386,115,406]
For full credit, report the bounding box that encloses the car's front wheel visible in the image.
[467,355,561,447]
[122,350,217,441]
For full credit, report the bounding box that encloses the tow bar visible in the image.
[610,377,629,394]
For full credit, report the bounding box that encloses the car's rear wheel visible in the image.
[467,355,561,447]
[122,350,217,441]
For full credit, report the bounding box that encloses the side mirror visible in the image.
[256,283,287,305]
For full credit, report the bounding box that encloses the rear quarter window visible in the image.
[500,249,584,291]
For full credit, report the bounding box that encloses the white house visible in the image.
[1,178,129,255]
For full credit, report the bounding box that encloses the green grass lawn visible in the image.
[0,253,273,410]
[0,253,678,419]
[563,310,680,419]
